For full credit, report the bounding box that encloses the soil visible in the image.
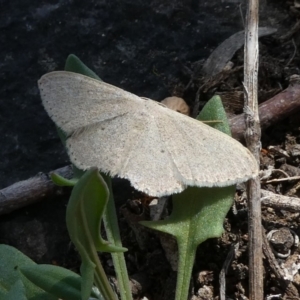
[1,0,300,299]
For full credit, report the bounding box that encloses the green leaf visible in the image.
[65,54,101,81]
[20,264,96,300]
[141,95,235,300]
[143,186,235,245]
[66,168,125,300]
[0,244,56,300]
[197,95,231,135]
[4,280,27,300]
[67,168,126,253]
[141,186,235,299]
[50,172,78,186]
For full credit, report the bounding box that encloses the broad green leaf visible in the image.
[0,244,56,300]
[141,186,235,299]
[3,280,27,300]
[148,186,235,244]
[20,264,98,300]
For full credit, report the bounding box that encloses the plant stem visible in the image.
[175,241,196,300]
[92,248,118,300]
[141,186,235,300]
[103,176,133,300]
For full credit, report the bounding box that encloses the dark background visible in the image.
[0,0,284,189]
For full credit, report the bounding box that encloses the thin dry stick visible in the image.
[0,166,73,215]
[244,0,263,299]
[230,75,300,142]
[265,176,300,184]
[261,190,300,212]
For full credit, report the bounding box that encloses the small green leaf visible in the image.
[67,168,126,253]
[67,168,124,300]
[197,95,231,135]
[50,172,78,186]
[65,54,101,81]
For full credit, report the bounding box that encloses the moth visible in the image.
[39,71,258,197]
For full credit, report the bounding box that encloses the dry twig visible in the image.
[243,0,263,298]
[261,190,300,212]
[0,166,72,215]
[230,75,300,141]
[262,229,299,299]
[264,176,300,184]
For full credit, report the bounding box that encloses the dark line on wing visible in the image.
[67,112,130,138]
